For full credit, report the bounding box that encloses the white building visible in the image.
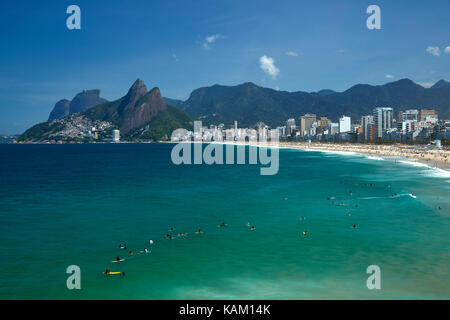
[328,123,339,135]
[373,107,393,139]
[112,129,120,142]
[361,115,374,140]
[286,118,296,136]
[339,116,351,133]
[401,109,419,121]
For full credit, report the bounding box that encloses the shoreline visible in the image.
[165,140,450,171]
[276,142,450,171]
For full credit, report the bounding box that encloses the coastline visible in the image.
[276,142,450,171]
[164,140,450,171]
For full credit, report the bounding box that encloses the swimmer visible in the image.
[347,212,351,217]
[219,222,227,228]
[352,224,357,229]
[302,231,308,236]
[149,240,154,245]
[251,226,255,231]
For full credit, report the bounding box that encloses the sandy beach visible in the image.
[268,142,450,171]
[171,140,450,171]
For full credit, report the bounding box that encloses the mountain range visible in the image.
[20,79,193,142]
[181,79,450,127]
[19,78,450,141]
[48,90,107,121]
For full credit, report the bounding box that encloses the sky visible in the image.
[0,0,449,134]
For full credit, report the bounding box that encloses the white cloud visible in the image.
[202,34,222,49]
[385,74,394,79]
[445,46,450,54]
[259,55,280,79]
[418,81,435,88]
[286,51,298,57]
[426,46,441,57]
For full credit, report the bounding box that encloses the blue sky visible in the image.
[1,0,449,134]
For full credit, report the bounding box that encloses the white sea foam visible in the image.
[398,160,431,168]
[366,156,384,161]
[318,150,358,156]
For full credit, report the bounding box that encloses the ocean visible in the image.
[0,143,449,299]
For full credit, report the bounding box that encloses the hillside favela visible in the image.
[1,1,449,306]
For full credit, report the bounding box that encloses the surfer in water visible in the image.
[116,256,121,262]
[196,229,203,234]
[105,268,110,274]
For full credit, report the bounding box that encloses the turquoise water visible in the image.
[0,143,449,299]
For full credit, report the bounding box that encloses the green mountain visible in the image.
[19,79,193,142]
[431,79,450,89]
[163,97,184,108]
[182,79,450,126]
[124,105,193,140]
[182,82,338,127]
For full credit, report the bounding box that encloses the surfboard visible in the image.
[103,272,122,275]
[112,259,125,263]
